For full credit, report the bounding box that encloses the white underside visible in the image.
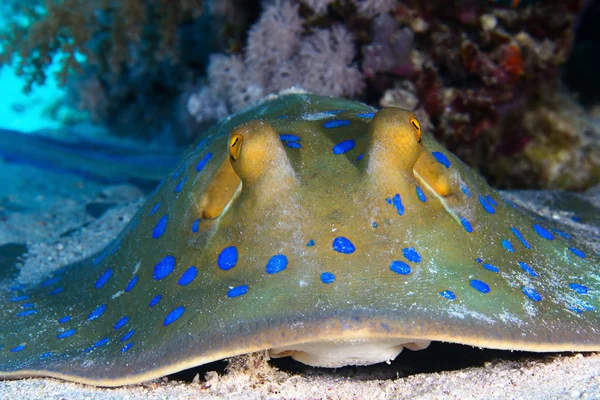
[269,338,431,367]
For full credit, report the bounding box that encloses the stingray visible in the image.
[0,94,598,386]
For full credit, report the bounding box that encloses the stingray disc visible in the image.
[0,94,598,386]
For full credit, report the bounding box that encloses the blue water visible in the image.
[0,61,66,132]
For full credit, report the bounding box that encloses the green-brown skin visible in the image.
[0,93,598,387]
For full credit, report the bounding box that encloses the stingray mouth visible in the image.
[269,338,431,368]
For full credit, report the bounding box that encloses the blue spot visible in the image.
[460,183,471,198]
[153,255,176,280]
[94,338,109,347]
[149,294,162,308]
[17,310,38,316]
[386,197,392,204]
[532,224,554,240]
[192,218,201,233]
[460,217,473,233]
[392,193,404,216]
[416,186,426,202]
[285,141,302,149]
[569,283,588,294]
[478,195,496,214]
[195,152,213,172]
[390,261,411,275]
[58,316,71,324]
[266,254,288,274]
[357,112,375,118]
[501,239,514,253]
[432,151,451,168]
[88,304,107,321]
[280,134,301,141]
[510,228,531,249]
[95,268,113,289]
[371,221,378,228]
[109,239,121,255]
[172,164,185,180]
[403,247,421,263]
[307,240,315,247]
[440,290,456,300]
[21,303,35,309]
[569,247,586,259]
[92,250,108,266]
[57,329,76,339]
[40,277,61,287]
[518,261,538,277]
[178,266,198,286]
[577,300,595,311]
[10,344,26,353]
[503,197,518,209]
[121,330,136,342]
[125,276,138,293]
[323,119,350,129]
[485,195,498,207]
[324,109,345,115]
[470,279,490,293]
[148,202,161,217]
[194,137,211,151]
[571,216,582,222]
[332,237,355,254]
[227,285,248,298]
[163,306,185,326]
[277,114,288,119]
[332,140,355,154]
[49,286,64,295]
[357,152,364,161]
[114,316,130,330]
[9,295,29,302]
[552,228,572,239]
[320,272,336,284]
[522,287,542,302]
[121,342,134,353]
[482,263,499,273]
[475,258,483,263]
[174,175,188,193]
[40,352,52,359]
[152,214,169,239]
[217,246,238,270]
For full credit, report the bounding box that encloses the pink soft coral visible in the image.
[187,1,365,123]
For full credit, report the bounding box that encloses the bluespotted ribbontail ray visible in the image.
[0,94,598,387]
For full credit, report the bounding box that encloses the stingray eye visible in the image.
[409,115,422,142]
[229,134,243,162]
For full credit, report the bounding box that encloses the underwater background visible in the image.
[0,0,598,191]
[0,0,599,398]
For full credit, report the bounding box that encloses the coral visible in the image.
[1,0,260,143]
[361,14,414,78]
[482,90,600,190]
[300,0,396,16]
[358,0,591,189]
[1,0,205,92]
[187,1,364,123]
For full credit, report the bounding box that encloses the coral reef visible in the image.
[187,1,365,124]
[483,90,600,190]
[3,0,597,189]
[1,0,205,91]
[1,0,254,143]
[367,0,597,189]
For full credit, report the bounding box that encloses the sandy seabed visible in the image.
[0,352,598,399]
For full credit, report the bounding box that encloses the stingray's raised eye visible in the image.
[409,115,421,142]
[229,134,243,162]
